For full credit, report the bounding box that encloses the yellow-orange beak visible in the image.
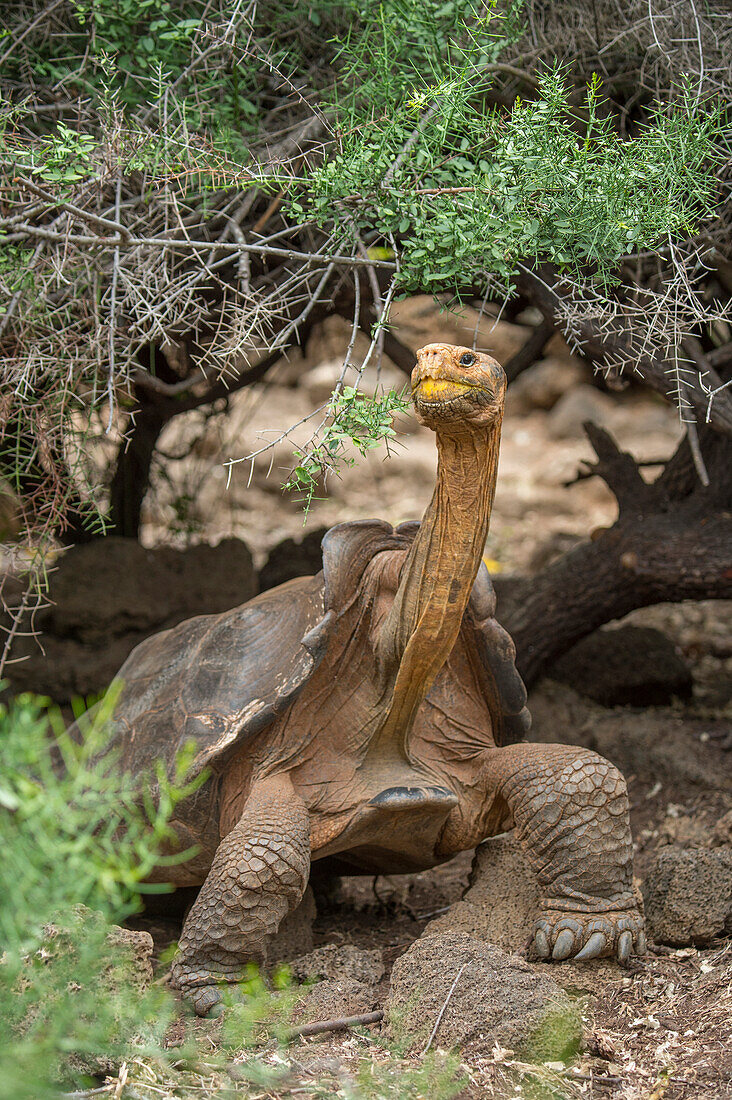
[413,377,475,402]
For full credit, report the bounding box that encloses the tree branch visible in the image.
[504,318,555,382]
[582,422,652,512]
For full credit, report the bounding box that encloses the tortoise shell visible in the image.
[107,520,529,785]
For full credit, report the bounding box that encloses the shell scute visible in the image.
[108,574,330,782]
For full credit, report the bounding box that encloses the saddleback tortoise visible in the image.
[93,343,645,1014]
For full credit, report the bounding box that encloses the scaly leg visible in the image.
[474,743,645,962]
[171,773,310,1015]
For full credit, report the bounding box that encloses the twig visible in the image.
[288,1010,383,1039]
[62,1087,113,1099]
[0,0,67,67]
[227,218,251,294]
[382,102,442,189]
[0,586,32,680]
[333,265,361,397]
[686,418,710,487]
[14,174,132,242]
[4,225,397,269]
[251,191,284,234]
[106,173,123,431]
[421,961,466,1055]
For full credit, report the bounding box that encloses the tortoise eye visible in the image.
[459,352,476,367]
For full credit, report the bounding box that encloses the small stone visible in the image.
[712,811,732,848]
[549,625,693,707]
[288,943,384,986]
[643,847,732,946]
[293,977,378,1023]
[386,932,582,1060]
[105,923,155,992]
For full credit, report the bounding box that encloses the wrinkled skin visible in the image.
[100,343,645,1016]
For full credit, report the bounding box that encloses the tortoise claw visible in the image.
[617,930,633,963]
[534,928,550,958]
[533,904,646,965]
[574,931,606,961]
[552,929,576,960]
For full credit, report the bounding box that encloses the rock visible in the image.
[386,932,582,1059]
[258,528,328,592]
[4,537,256,703]
[293,976,378,1023]
[642,847,732,946]
[713,810,732,848]
[106,923,156,992]
[289,944,384,1024]
[288,944,384,987]
[548,625,693,707]
[9,907,156,1077]
[657,812,715,850]
[268,887,317,964]
[425,834,539,953]
[506,357,587,415]
[546,384,616,440]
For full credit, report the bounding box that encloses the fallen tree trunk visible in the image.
[502,422,732,686]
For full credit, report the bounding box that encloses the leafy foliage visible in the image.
[283,385,411,515]
[0,692,201,1095]
[310,66,721,292]
[0,688,201,949]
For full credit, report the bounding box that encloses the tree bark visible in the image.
[107,403,169,539]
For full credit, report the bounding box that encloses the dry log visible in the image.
[502,422,732,686]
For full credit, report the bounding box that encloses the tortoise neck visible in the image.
[372,419,502,760]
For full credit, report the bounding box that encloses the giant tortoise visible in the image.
[96,342,645,1014]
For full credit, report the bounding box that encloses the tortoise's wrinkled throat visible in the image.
[366,420,502,773]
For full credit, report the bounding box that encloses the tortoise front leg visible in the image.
[171,773,310,1016]
[458,743,645,962]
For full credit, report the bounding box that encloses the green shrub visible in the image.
[0,691,197,1097]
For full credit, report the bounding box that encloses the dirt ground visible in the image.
[105,298,732,1096]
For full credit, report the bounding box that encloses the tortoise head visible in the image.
[411,343,506,434]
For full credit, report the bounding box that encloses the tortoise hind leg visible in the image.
[465,743,646,962]
[171,773,310,1016]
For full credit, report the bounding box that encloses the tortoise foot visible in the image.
[186,984,253,1017]
[188,984,224,1017]
[531,906,646,964]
